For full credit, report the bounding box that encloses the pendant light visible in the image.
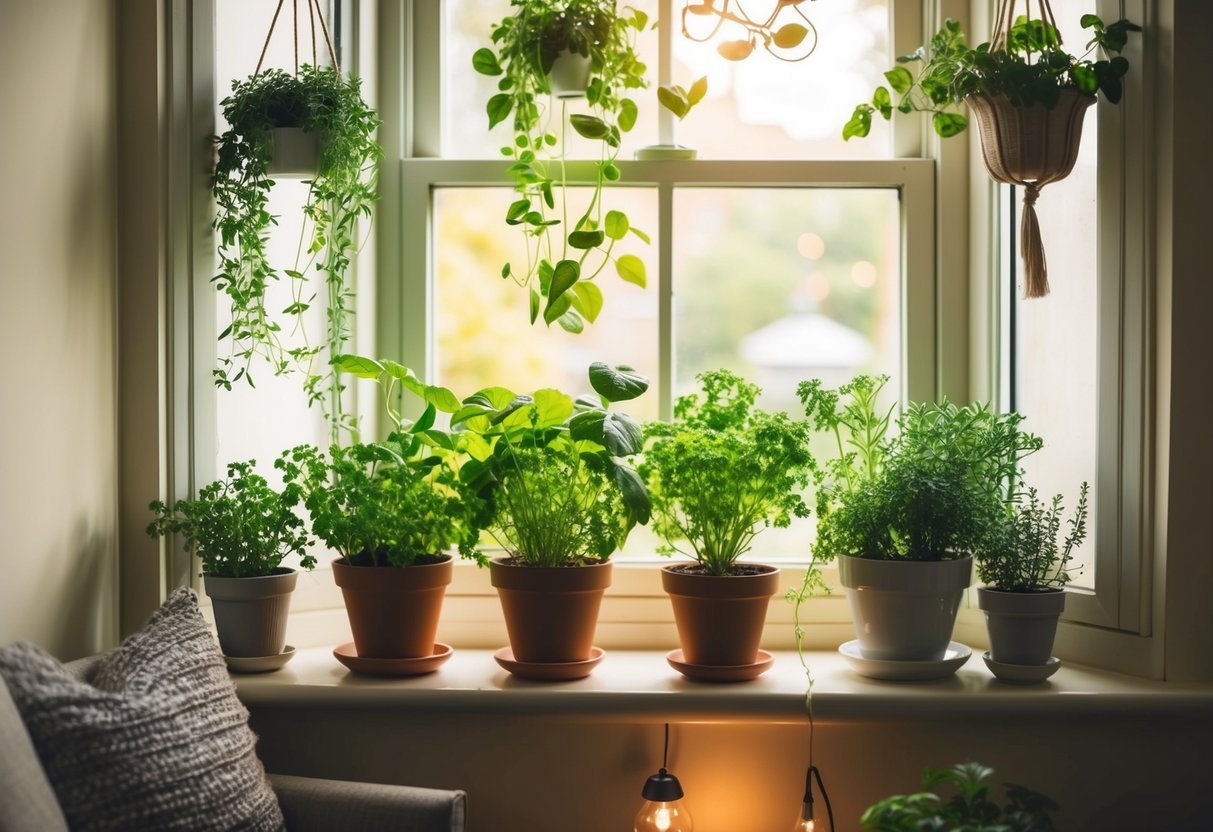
[792,764,833,831]
[634,723,693,832]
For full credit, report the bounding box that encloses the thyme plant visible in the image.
[977,482,1089,592]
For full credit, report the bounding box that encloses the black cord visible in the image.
[801,765,835,830]
[662,722,670,770]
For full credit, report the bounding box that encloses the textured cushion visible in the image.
[0,588,284,831]
[0,676,69,832]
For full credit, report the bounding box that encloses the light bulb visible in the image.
[634,799,693,832]
[792,800,815,831]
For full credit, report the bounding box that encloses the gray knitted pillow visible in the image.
[0,588,284,831]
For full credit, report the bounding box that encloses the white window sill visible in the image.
[231,647,1213,723]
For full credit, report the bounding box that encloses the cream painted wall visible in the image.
[0,0,119,659]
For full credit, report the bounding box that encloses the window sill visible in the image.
[231,647,1213,724]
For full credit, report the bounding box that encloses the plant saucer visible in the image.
[223,645,296,674]
[982,652,1061,684]
[493,646,605,682]
[666,649,774,683]
[838,640,972,681]
[332,642,453,678]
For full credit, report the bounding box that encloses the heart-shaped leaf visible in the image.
[589,362,649,403]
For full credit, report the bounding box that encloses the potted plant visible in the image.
[799,375,1041,665]
[976,481,1089,677]
[147,460,315,661]
[861,761,1060,831]
[843,10,1140,297]
[276,360,482,670]
[640,370,816,678]
[472,0,650,333]
[451,363,651,678]
[211,64,381,442]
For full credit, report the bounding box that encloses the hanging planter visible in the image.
[210,0,381,444]
[843,3,1140,298]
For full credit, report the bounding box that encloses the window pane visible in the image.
[432,187,659,422]
[673,0,892,158]
[674,187,902,559]
[1011,0,1099,589]
[442,0,890,160]
[443,0,660,158]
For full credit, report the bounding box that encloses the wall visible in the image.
[249,708,1213,831]
[0,0,119,659]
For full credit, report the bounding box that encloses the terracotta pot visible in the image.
[489,557,612,663]
[838,555,972,662]
[548,50,592,99]
[978,586,1065,666]
[966,89,1094,187]
[268,126,320,177]
[332,556,452,659]
[203,568,297,658]
[662,564,780,666]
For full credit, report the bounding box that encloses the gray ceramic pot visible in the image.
[268,127,319,177]
[978,586,1065,666]
[839,555,972,661]
[203,568,297,658]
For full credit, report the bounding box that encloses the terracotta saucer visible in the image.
[224,645,296,674]
[332,642,453,678]
[666,648,774,683]
[493,646,605,681]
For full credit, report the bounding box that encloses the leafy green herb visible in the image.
[844,14,1141,140]
[977,482,1089,592]
[472,0,650,333]
[641,370,815,575]
[861,761,1060,831]
[452,363,651,567]
[147,460,315,578]
[799,376,1042,562]
[658,75,708,120]
[211,65,381,443]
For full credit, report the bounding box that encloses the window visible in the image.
[174,0,1160,660]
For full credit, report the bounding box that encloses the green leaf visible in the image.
[589,362,649,403]
[610,462,651,525]
[843,104,873,140]
[506,199,530,223]
[412,402,437,433]
[602,411,644,455]
[501,388,573,429]
[529,287,540,324]
[601,161,621,181]
[424,385,461,413]
[544,291,572,325]
[658,86,689,118]
[569,410,606,444]
[616,254,646,287]
[556,308,584,334]
[490,394,535,426]
[486,93,513,129]
[332,354,384,379]
[1080,13,1103,30]
[873,86,892,119]
[604,210,629,240]
[548,259,580,305]
[619,98,638,132]
[472,48,501,76]
[932,111,968,137]
[884,67,913,95]
[571,282,604,323]
[569,229,605,249]
[772,23,808,49]
[629,226,651,244]
[570,114,609,140]
[688,76,708,105]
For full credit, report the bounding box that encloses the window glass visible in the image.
[441,0,891,159]
[1010,0,1099,589]
[433,187,660,423]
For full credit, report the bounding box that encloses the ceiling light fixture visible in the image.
[680,0,821,63]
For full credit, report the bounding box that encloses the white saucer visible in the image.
[838,640,972,681]
[223,645,295,674]
[983,652,1061,684]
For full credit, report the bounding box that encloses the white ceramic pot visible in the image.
[268,127,320,177]
[548,50,592,99]
[838,555,972,661]
[977,586,1065,666]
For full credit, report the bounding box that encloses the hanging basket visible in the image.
[971,0,1096,299]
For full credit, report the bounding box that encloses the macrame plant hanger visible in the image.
[254,0,341,77]
[969,0,1093,298]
